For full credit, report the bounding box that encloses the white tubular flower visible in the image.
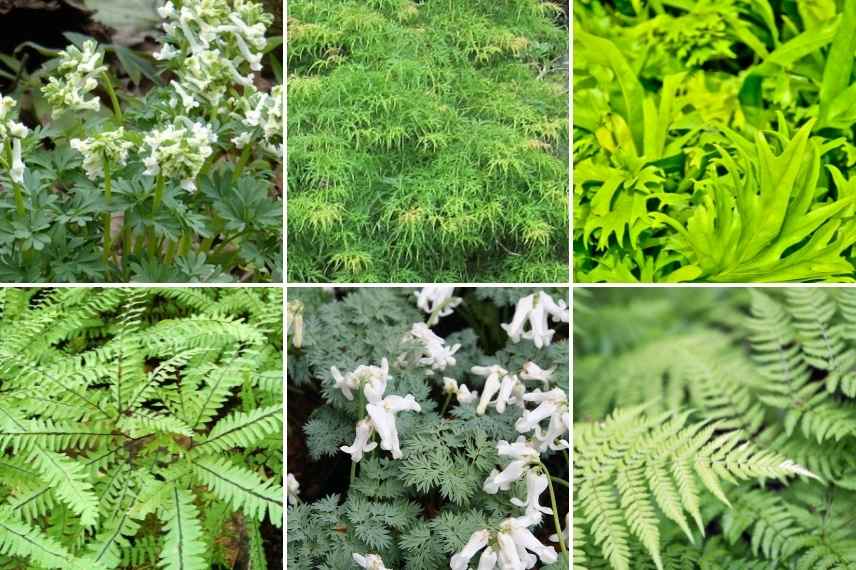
[550,513,570,545]
[353,553,390,570]
[143,119,216,192]
[501,292,569,348]
[450,529,490,570]
[42,40,107,117]
[516,388,568,433]
[483,437,540,494]
[476,547,498,570]
[411,323,461,373]
[69,128,133,181]
[415,286,462,325]
[286,300,304,348]
[519,362,555,388]
[443,377,480,407]
[1,100,29,186]
[366,394,421,459]
[500,516,558,566]
[330,358,390,401]
[509,470,553,522]
[471,365,506,415]
[340,418,377,463]
[286,473,299,505]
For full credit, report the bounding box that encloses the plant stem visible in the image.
[350,390,367,485]
[211,229,248,258]
[147,175,165,259]
[152,174,165,213]
[102,158,112,262]
[439,392,453,416]
[101,72,123,123]
[12,182,25,219]
[232,144,252,182]
[550,475,569,489]
[543,464,567,555]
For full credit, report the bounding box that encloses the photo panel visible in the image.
[287,1,570,283]
[0,287,283,568]
[286,286,570,569]
[573,286,856,567]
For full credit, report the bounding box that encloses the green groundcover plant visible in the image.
[0,287,283,569]
[0,0,283,283]
[286,287,569,568]
[574,287,856,568]
[574,0,856,282]
[287,0,569,283]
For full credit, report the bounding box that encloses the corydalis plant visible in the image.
[287,287,569,570]
[0,287,283,570]
[0,0,282,283]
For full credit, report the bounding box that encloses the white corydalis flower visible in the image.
[519,388,570,452]
[69,128,133,181]
[0,98,29,185]
[410,323,461,373]
[143,120,216,192]
[285,300,304,348]
[366,394,421,460]
[519,361,555,388]
[550,513,570,545]
[42,40,107,117]
[286,473,299,506]
[470,365,523,415]
[509,470,553,522]
[415,286,462,325]
[443,377,479,405]
[340,418,377,462]
[501,291,569,348]
[330,358,390,401]
[483,437,540,494]
[451,516,557,570]
[352,553,390,570]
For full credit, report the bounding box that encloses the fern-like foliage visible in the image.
[0,288,283,569]
[575,287,856,569]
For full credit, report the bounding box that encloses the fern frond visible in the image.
[158,487,207,570]
[0,507,104,570]
[192,403,282,453]
[28,448,100,527]
[192,457,283,526]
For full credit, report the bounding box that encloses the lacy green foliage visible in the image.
[0,288,283,569]
[287,287,569,569]
[574,287,856,569]
[287,0,569,282]
[574,0,856,282]
[0,1,282,283]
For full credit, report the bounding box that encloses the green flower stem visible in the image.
[146,175,166,259]
[542,463,568,555]
[178,232,193,257]
[164,238,178,264]
[232,144,252,182]
[152,175,165,213]
[12,182,25,219]
[101,72,123,123]
[550,475,569,489]
[350,390,367,485]
[211,229,249,258]
[439,392,453,416]
[102,158,112,262]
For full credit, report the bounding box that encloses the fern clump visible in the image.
[287,0,569,282]
[0,287,283,569]
[575,287,856,569]
[287,287,569,569]
[574,0,856,282]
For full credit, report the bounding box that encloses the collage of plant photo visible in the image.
[9,0,856,568]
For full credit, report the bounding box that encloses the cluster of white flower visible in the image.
[336,358,422,461]
[142,120,217,191]
[232,85,283,158]
[353,553,391,570]
[410,322,461,372]
[443,376,479,405]
[0,96,28,185]
[483,438,552,520]
[155,0,272,108]
[501,292,569,348]
[42,40,107,117]
[451,515,559,570]
[70,128,134,181]
[415,286,462,326]
[286,300,304,348]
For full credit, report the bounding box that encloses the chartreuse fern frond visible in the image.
[0,288,282,569]
[574,406,817,570]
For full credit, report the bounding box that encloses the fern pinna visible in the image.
[574,288,856,569]
[0,288,283,570]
